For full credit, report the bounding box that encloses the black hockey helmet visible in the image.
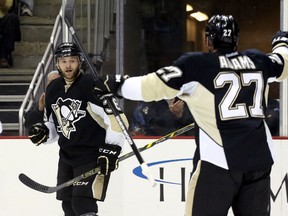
[55,42,83,62]
[205,15,239,49]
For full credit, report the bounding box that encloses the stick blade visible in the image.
[18,173,54,193]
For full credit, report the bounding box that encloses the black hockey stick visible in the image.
[63,0,156,186]
[18,123,194,193]
[88,36,110,72]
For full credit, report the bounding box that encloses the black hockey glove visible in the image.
[93,74,129,98]
[272,30,288,51]
[28,123,49,146]
[97,144,122,175]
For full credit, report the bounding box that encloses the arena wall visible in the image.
[0,138,287,216]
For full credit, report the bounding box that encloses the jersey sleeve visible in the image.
[82,75,128,149]
[43,117,59,144]
[271,46,288,80]
[87,99,128,149]
[121,69,182,101]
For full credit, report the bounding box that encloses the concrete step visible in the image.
[0,102,23,109]
[31,0,96,18]
[13,55,42,69]
[0,110,19,123]
[20,17,91,42]
[0,68,34,82]
[2,123,19,130]
[13,41,48,68]
[14,42,47,55]
[20,25,55,42]
[33,3,61,18]
[0,95,25,102]
[0,83,29,95]
[20,16,56,26]
[1,123,19,136]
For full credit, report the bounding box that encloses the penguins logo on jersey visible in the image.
[52,98,86,139]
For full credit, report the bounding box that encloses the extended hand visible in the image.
[169,98,184,118]
[93,74,129,98]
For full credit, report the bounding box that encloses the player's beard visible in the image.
[60,63,80,81]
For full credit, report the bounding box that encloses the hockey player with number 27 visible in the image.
[28,42,129,216]
[94,15,288,216]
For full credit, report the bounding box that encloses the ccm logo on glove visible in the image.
[99,148,119,155]
[97,144,122,175]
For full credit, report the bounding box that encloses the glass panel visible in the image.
[122,0,280,136]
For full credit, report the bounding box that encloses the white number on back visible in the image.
[214,71,264,120]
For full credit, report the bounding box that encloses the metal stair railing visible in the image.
[18,0,116,136]
[18,10,63,136]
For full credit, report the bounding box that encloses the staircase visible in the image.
[0,0,117,136]
[0,0,61,136]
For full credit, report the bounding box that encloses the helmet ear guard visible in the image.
[205,15,239,50]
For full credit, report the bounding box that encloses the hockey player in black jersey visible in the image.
[94,15,288,216]
[28,42,129,216]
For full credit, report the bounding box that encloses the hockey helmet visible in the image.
[205,15,239,49]
[55,42,83,62]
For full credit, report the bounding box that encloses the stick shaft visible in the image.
[119,123,195,161]
[18,123,194,193]
[64,0,154,185]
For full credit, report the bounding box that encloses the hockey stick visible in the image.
[88,36,110,72]
[18,123,194,193]
[63,0,156,186]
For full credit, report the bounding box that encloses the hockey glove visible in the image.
[97,144,122,175]
[93,74,129,98]
[28,123,49,146]
[272,30,288,51]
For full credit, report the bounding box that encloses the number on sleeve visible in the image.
[156,66,183,82]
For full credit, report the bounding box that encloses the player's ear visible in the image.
[55,58,59,70]
[78,56,84,69]
[78,57,82,68]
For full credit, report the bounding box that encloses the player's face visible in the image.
[57,56,80,80]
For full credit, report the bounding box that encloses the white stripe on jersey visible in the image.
[121,73,179,101]
[264,121,276,162]
[199,128,228,169]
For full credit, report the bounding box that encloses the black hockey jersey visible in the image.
[44,73,127,166]
[121,47,288,171]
